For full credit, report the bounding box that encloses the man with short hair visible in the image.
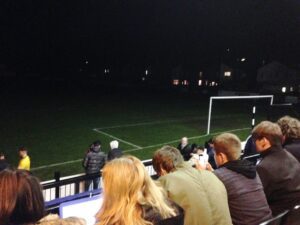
[213,133,272,225]
[107,140,123,161]
[252,121,300,216]
[152,145,232,225]
[83,140,106,190]
[18,147,30,170]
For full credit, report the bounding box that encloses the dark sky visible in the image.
[1,0,300,72]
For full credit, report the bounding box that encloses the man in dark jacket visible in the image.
[212,133,272,225]
[83,140,106,190]
[277,115,300,162]
[252,121,300,216]
[107,140,123,161]
[177,137,193,161]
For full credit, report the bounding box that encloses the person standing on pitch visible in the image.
[83,140,106,190]
[107,140,123,161]
[18,146,30,171]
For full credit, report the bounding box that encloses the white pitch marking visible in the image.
[95,116,209,130]
[93,128,142,149]
[123,127,251,153]
[31,159,82,171]
[31,127,251,171]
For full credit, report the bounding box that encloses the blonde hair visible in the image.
[96,156,176,225]
[213,133,241,160]
[39,214,86,225]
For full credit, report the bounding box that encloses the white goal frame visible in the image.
[207,95,274,135]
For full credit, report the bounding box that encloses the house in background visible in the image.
[257,61,300,94]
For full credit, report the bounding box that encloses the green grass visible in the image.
[0,91,268,181]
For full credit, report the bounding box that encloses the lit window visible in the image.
[145,70,148,75]
[211,81,215,86]
[142,77,146,81]
[282,87,286,93]
[173,79,179,86]
[224,71,231,77]
[241,58,246,62]
[198,80,202,86]
[290,87,294,92]
[182,80,189,86]
[205,80,208,86]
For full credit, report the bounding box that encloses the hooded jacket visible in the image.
[214,160,272,225]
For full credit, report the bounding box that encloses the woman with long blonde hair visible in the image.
[96,155,183,225]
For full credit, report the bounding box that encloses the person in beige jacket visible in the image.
[153,145,232,225]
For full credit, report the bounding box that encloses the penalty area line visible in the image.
[31,159,82,171]
[95,116,207,130]
[31,127,251,171]
[93,128,142,149]
[123,127,251,153]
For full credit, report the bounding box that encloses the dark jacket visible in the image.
[143,201,184,225]
[0,159,9,171]
[243,136,258,157]
[107,148,123,161]
[177,144,192,161]
[283,139,300,163]
[257,145,300,216]
[82,148,106,174]
[214,160,272,225]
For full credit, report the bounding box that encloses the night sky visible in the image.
[1,0,300,74]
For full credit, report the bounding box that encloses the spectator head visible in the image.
[192,145,204,155]
[0,169,45,225]
[205,138,214,149]
[181,137,188,148]
[91,140,101,152]
[18,146,28,158]
[109,140,119,150]
[93,140,101,146]
[213,133,241,167]
[0,153,5,160]
[277,116,300,144]
[252,121,283,152]
[152,145,184,176]
[38,215,86,225]
[96,155,176,225]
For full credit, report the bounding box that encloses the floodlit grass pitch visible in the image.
[0,92,266,181]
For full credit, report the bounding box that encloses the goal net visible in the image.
[207,95,274,135]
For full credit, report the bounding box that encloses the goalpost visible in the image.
[207,95,274,135]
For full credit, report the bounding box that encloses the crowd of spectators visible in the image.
[1,115,300,224]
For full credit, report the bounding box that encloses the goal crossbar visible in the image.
[207,95,274,135]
